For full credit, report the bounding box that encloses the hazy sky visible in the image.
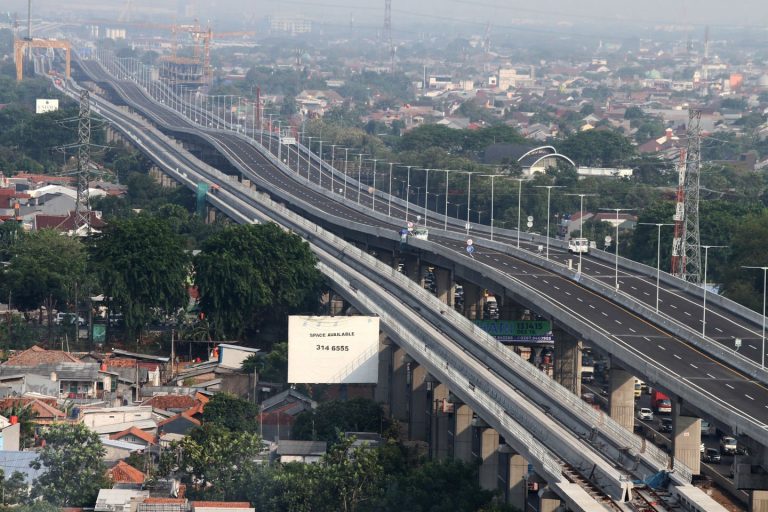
[7,0,768,31]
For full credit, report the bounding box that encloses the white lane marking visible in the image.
[577,298,583,302]
[690,363,698,369]
[715,328,723,333]
[589,304,596,309]
[643,292,650,296]
[750,345,758,350]
[503,262,509,266]
[629,327,636,333]
[542,279,549,284]
[684,311,691,317]
[670,304,678,309]
[614,319,622,325]
[746,394,755,400]
[602,311,609,317]
[631,286,637,290]
[707,373,716,379]
[726,384,735,389]
[565,291,572,296]
[673,354,682,359]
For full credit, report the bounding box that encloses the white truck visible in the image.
[568,237,590,254]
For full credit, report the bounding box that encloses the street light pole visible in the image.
[466,172,474,235]
[356,153,366,205]
[599,208,634,290]
[480,174,504,240]
[420,169,432,226]
[535,185,564,260]
[343,148,350,196]
[317,140,325,188]
[639,222,674,312]
[387,162,399,217]
[743,266,768,369]
[701,245,726,338]
[403,165,415,221]
[367,159,380,211]
[513,178,525,249]
[565,193,598,273]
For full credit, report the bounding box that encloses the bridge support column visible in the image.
[404,254,420,283]
[505,450,528,509]
[553,329,581,396]
[430,383,450,459]
[672,402,701,475]
[409,365,428,441]
[390,346,410,426]
[434,268,453,306]
[377,251,394,267]
[608,366,635,431]
[539,488,561,512]
[375,334,392,410]
[462,282,482,320]
[750,490,768,512]
[453,403,473,462]
[479,428,499,491]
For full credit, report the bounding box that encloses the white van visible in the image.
[568,238,590,254]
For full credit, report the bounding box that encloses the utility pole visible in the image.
[681,109,703,283]
[74,90,92,232]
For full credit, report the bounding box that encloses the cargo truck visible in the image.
[651,390,672,414]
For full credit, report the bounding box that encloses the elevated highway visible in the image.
[50,59,732,511]
[74,56,768,460]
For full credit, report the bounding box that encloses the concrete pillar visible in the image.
[750,490,768,512]
[206,207,216,224]
[390,346,409,424]
[539,488,561,512]
[404,254,420,283]
[506,452,528,510]
[479,428,499,491]
[609,367,635,432]
[378,251,394,267]
[672,402,701,475]
[463,282,482,320]
[434,268,453,306]
[553,330,582,396]
[375,334,392,408]
[431,384,450,459]
[410,365,428,441]
[454,404,473,462]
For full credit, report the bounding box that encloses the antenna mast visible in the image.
[74,90,92,232]
[679,109,703,283]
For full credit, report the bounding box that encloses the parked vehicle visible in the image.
[651,390,672,414]
[567,237,590,254]
[581,371,594,384]
[633,379,644,398]
[720,436,738,455]
[637,408,653,421]
[702,448,721,463]
[483,296,499,320]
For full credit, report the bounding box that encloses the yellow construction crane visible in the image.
[13,0,72,81]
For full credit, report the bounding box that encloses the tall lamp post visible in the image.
[742,266,768,369]
[403,165,416,221]
[701,245,726,338]
[342,148,351,196]
[367,158,380,211]
[565,193,598,272]
[356,153,366,205]
[599,208,634,290]
[465,172,476,235]
[387,162,400,217]
[480,173,505,241]
[535,185,564,260]
[317,140,325,188]
[418,168,434,227]
[305,137,315,181]
[639,222,674,312]
[512,178,526,248]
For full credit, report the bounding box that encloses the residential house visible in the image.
[0,373,60,398]
[110,426,157,447]
[0,363,122,402]
[140,395,198,414]
[102,438,146,463]
[94,489,150,512]
[107,460,146,485]
[2,345,81,366]
[215,344,260,370]
[276,440,327,463]
[80,406,157,436]
[259,388,315,442]
[157,413,200,436]
[0,397,65,425]
[138,498,187,512]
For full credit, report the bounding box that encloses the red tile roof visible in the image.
[107,461,146,484]
[2,345,81,366]
[33,211,105,231]
[191,503,252,508]
[157,412,201,428]
[141,395,197,411]
[110,426,157,445]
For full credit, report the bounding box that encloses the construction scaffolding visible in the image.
[158,20,212,85]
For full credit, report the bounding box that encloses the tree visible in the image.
[720,210,768,311]
[159,423,263,500]
[370,459,500,512]
[558,129,635,167]
[0,403,36,449]
[202,392,260,433]
[2,229,87,337]
[292,398,386,443]
[194,223,323,339]
[89,215,190,339]
[0,469,28,506]
[242,341,288,383]
[31,423,108,506]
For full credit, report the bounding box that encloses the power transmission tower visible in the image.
[680,109,703,283]
[74,90,92,232]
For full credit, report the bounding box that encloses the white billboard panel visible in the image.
[36,99,59,114]
[288,315,380,384]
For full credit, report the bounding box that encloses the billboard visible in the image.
[288,315,380,383]
[474,319,553,345]
[36,99,59,114]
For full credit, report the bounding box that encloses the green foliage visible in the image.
[369,459,499,512]
[720,209,768,311]
[0,221,23,262]
[31,423,108,506]
[0,403,36,450]
[720,97,747,111]
[558,129,635,167]
[0,469,28,505]
[397,124,525,156]
[202,392,260,433]
[160,423,263,500]
[194,223,322,339]
[89,215,191,339]
[292,398,386,443]
[1,229,87,315]
[241,342,288,383]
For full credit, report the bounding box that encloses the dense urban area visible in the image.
[0,1,767,511]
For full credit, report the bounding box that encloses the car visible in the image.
[637,408,653,421]
[702,448,721,464]
[720,436,738,455]
[660,417,673,433]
